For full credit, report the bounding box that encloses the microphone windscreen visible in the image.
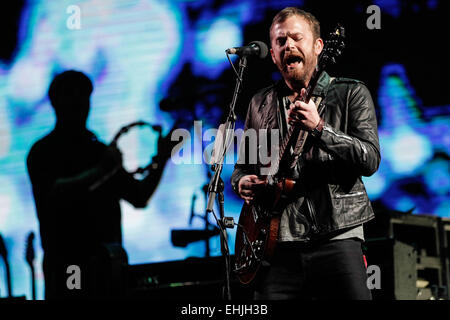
[250,41,268,59]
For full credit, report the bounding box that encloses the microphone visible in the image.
[226,41,268,59]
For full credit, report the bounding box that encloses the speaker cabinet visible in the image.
[364,238,417,300]
[365,212,448,299]
[440,218,450,299]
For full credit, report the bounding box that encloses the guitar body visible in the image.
[234,179,294,284]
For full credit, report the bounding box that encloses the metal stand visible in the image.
[206,56,248,301]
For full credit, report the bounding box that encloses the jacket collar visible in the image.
[258,71,332,130]
[312,71,331,97]
[257,71,332,126]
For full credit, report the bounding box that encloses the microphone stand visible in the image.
[206,56,248,301]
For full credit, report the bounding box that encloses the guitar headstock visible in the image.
[318,23,345,70]
[25,231,35,266]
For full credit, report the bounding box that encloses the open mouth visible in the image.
[284,55,303,69]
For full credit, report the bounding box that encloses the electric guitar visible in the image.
[25,232,36,300]
[0,233,12,297]
[234,25,345,284]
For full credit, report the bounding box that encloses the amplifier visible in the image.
[364,238,417,300]
[365,211,448,299]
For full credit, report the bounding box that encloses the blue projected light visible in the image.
[195,17,242,77]
[363,63,450,213]
[423,159,450,196]
[436,200,450,217]
[395,197,417,212]
[196,18,242,64]
[374,0,402,18]
[362,170,387,199]
[383,126,433,175]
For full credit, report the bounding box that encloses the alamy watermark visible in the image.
[66,264,81,290]
[367,264,381,290]
[66,5,81,30]
[366,5,381,30]
[170,121,279,175]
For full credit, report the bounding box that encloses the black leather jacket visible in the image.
[231,72,381,237]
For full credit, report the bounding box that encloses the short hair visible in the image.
[48,70,93,108]
[270,7,321,41]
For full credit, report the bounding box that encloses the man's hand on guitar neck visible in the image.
[238,175,267,205]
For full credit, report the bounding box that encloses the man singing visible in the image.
[231,7,380,299]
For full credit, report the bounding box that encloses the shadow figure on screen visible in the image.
[26,70,176,299]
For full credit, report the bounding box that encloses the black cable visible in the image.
[226,51,242,83]
[210,209,232,300]
[210,209,231,257]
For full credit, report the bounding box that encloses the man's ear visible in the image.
[270,48,276,65]
[314,38,324,55]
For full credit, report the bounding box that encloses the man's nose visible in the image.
[284,37,296,51]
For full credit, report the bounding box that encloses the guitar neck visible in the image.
[1,257,12,297]
[25,232,36,300]
[30,264,36,300]
[267,68,323,177]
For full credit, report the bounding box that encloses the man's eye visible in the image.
[277,39,286,46]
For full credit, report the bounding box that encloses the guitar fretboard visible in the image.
[266,67,320,178]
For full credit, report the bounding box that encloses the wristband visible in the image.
[310,118,324,138]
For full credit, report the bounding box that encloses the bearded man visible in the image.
[231,7,380,300]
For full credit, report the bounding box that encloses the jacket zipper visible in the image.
[324,125,368,163]
[323,126,353,141]
[356,138,368,162]
[334,191,365,198]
